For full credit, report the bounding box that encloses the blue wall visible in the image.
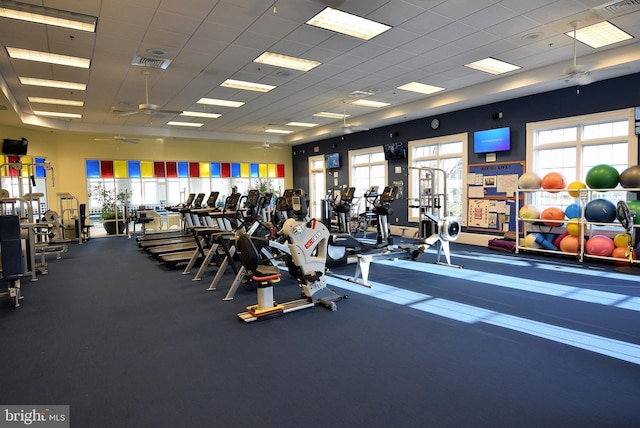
[292,72,640,225]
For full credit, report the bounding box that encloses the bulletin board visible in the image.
[467,161,524,233]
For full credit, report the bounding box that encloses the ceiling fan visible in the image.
[561,21,596,86]
[115,71,183,117]
[339,100,369,134]
[95,135,140,144]
[252,140,283,150]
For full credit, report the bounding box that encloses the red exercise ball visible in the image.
[541,207,565,227]
[541,172,567,193]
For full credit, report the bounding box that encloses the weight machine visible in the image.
[406,166,448,239]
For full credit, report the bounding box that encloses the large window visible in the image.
[408,133,467,223]
[526,108,636,210]
[348,147,387,215]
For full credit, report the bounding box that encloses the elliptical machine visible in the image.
[326,185,398,265]
[332,186,356,234]
[373,185,398,246]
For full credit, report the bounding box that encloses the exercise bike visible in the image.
[236,189,347,322]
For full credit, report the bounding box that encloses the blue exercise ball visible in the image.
[564,203,582,220]
[584,198,617,223]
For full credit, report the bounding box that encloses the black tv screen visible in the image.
[473,127,510,153]
[2,138,28,156]
[326,152,340,168]
[383,142,406,160]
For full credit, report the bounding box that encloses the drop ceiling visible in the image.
[0,0,639,146]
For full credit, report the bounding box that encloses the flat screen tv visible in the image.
[2,138,28,156]
[326,152,340,168]
[383,142,406,160]
[473,127,510,153]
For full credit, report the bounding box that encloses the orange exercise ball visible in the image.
[559,235,580,254]
[541,207,565,227]
[611,246,635,266]
[541,172,567,193]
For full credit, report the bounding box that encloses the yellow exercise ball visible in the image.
[566,218,583,237]
[613,232,635,248]
[567,181,586,198]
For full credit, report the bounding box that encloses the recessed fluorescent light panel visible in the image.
[254,52,321,72]
[0,0,97,32]
[565,21,633,49]
[286,122,318,128]
[28,97,83,106]
[306,7,391,40]
[351,99,390,108]
[220,79,275,93]
[33,111,81,119]
[265,128,293,134]
[180,111,221,119]
[7,47,90,68]
[197,98,244,108]
[397,82,445,95]
[19,77,86,90]
[314,112,348,119]
[166,121,203,127]
[464,57,521,75]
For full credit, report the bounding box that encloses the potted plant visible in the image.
[89,183,131,235]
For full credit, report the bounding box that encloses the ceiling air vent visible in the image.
[593,0,640,18]
[131,55,172,70]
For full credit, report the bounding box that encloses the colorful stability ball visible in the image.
[619,165,640,188]
[567,181,587,198]
[523,233,542,248]
[613,232,635,248]
[584,198,617,223]
[519,204,540,219]
[518,172,542,189]
[559,235,580,254]
[611,247,635,266]
[624,200,640,225]
[564,203,582,220]
[553,231,569,248]
[585,164,619,189]
[566,218,583,237]
[541,207,565,227]
[540,172,567,193]
[585,235,615,256]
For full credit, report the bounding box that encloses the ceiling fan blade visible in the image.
[118,110,140,117]
[576,73,595,85]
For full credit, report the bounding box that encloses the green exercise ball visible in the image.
[624,200,640,225]
[585,164,619,189]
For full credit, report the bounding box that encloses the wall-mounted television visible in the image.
[383,142,406,160]
[326,152,340,168]
[2,138,28,156]
[473,127,510,153]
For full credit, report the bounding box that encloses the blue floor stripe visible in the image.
[327,275,640,365]
[373,259,640,310]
